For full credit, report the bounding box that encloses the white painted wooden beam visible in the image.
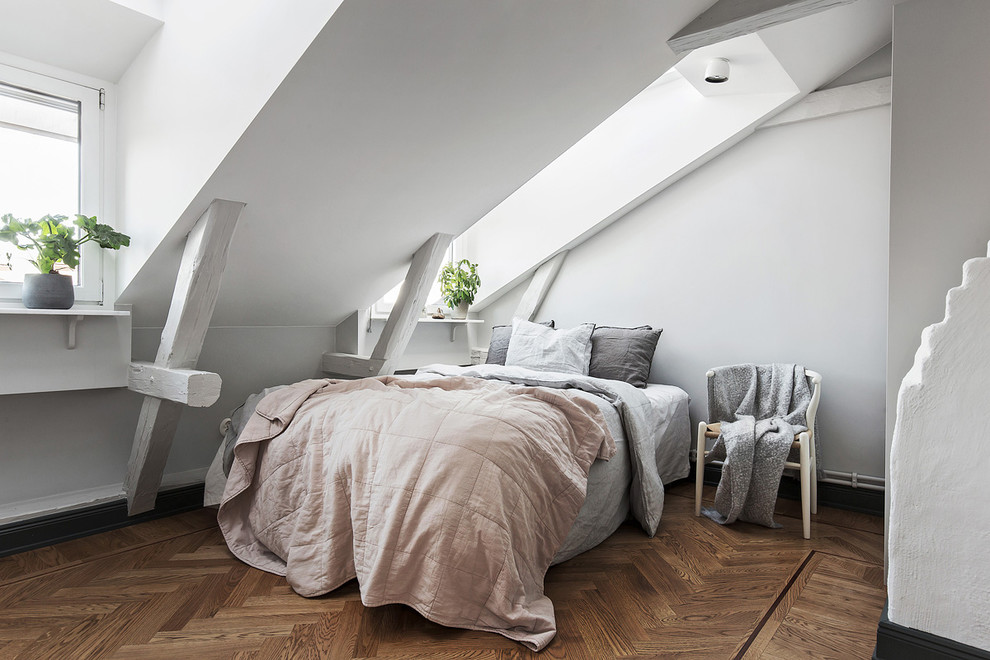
[125,199,245,515]
[759,76,891,129]
[155,200,246,369]
[128,362,222,407]
[321,352,388,378]
[513,251,568,322]
[370,233,453,372]
[668,0,856,54]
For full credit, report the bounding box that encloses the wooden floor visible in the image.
[0,482,885,659]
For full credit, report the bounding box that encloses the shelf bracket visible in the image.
[66,315,85,350]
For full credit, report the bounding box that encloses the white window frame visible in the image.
[0,63,104,305]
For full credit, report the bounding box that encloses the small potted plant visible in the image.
[0,213,130,309]
[438,258,481,319]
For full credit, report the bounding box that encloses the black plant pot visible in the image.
[22,273,74,309]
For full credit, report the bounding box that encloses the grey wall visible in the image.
[0,325,333,516]
[481,104,891,477]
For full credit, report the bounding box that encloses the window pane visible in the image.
[0,83,79,283]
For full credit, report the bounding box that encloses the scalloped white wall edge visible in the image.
[888,241,990,651]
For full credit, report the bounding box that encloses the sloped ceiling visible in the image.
[118,0,718,327]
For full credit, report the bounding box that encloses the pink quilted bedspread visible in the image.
[217,375,614,650]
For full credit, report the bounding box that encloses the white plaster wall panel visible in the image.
[115,0,344,290]
[887,248,990,651]
[117,0,719,327]
[886,0,990,482]
[478,106,891,477]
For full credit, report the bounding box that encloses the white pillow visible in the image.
[504,319,595,374]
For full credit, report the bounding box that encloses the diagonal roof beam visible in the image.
[669,0,856,53]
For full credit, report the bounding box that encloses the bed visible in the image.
[207,323,691,650]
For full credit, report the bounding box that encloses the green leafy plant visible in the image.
[0,213,130,274]
[438,259,481,308]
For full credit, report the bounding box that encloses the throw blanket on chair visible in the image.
[702,363,812,528]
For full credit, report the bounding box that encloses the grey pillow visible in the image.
[588,325,662,388]
[485,319,554,365]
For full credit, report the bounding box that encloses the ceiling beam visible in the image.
[669,0,856,54]
[128,362,222,408]
[759,76,891,129]
[370,232,453,373]
[513,252,568,322]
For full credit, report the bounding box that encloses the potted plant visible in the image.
[0,213,130,309]
[438,258,481,319]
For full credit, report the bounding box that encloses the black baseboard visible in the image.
[875,601,990,660]
[693,463,883,517]
[0,483,206,558]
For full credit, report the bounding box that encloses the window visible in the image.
[0,64,103,304]
[371,242,458,317]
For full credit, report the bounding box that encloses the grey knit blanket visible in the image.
[702,364,812,528]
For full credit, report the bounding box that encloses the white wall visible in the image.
[115,0,342,290]
[481,104,891,477]
[0,325,333,522]
[885,0,990,649]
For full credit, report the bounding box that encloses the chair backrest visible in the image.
[804,369,822,438]
[705,366,821,433]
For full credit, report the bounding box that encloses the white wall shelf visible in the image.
[0,306,131,394]
[0,307,129,315]
[368,315,483,341]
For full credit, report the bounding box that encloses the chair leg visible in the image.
[799,432,811,539]
[695,421,708,517]
[810,435,818,515]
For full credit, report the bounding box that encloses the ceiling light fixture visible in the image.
[704,57,730,84]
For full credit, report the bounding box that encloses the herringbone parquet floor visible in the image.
[0,482,885,659]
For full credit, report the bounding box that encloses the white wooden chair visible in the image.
[694,368,822,539]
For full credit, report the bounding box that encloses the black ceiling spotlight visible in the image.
[704,57,730,84]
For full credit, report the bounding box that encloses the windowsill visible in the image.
[0,305,129,317]
[369,315,483,324]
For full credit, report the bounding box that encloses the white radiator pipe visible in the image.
[692,452,886,491]
[821,469,885,491]
[819,477,884,492]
